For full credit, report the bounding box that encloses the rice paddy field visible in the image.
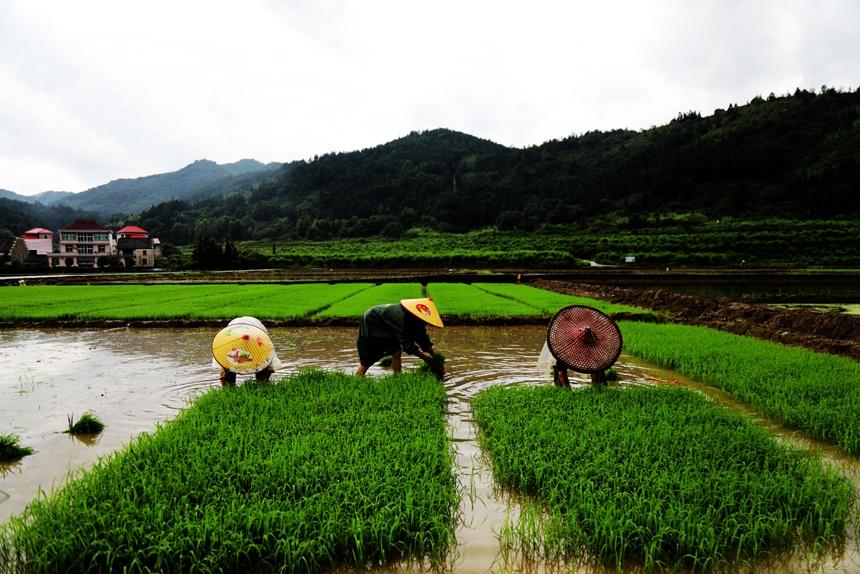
[472,384,857,571]
[2,281,860,571]
[619,321,860,455]
[0,370,458,573]
[0,283,640,322]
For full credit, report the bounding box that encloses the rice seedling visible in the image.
[0,284,372,322]
[64,412,105,435]
[472,384,856,571]
[0,282,638,323]
[314,283,425,318]
[619,320,860,454]
[0,434,34,462]
[415,351,446,375]
[0,370,458,573]
[426,283,541,317]
[473,283,645,317]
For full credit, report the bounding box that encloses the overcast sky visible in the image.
[1,0,858,196]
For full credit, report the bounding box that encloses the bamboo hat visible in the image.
[546,305,622,374]
[212,323,275,374]
[400,297,444,328]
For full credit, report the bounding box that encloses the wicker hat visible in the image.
[400,297,444,328]
[212,323,275,374]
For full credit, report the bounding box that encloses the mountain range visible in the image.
[1,159,283,215]
[1,87,858,244]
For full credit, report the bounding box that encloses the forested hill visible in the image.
[58,159,283,215]
[147,87,856,244]
[5,88,855,245]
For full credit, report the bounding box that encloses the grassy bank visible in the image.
[619,321,860,454]
[0,370,458,573]
[0,283,643,323]
[473,385,856,571]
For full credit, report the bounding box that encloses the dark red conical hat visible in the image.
[546,305,622,373]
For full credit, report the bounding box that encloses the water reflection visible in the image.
[0,326,857,573]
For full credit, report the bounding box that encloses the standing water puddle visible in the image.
[1,326,857,572]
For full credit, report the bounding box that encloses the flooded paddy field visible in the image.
[1,326,858,572]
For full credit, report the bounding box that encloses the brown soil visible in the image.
[533,279,860,362]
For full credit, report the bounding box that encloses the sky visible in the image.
[1,0,858,196]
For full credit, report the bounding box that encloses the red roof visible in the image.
[61,219,107,231]
[117,225,149,236]
[22,228,53,236]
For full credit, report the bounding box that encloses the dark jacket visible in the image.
[358,304,432,355]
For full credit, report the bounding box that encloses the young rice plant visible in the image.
[619,321,860,454]
[0,370,458,573]
[472,385,856,571]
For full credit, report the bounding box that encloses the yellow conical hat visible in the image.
[212,323,275,374]
[400,297,444,328]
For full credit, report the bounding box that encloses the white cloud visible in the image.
[0,0,858,195]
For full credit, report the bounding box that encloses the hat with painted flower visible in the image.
[212,322,275,374]
[400,297,444,328]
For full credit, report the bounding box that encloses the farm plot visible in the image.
[473,384,856,571]
[0,284,373,322]
[0,370,458,573]
[426,283,541,318]
[619,321,860,454]
[473,283,646,316]
[313,283,425,318]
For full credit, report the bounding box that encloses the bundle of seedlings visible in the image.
[0,370,458,573]
[473,384,856,572]
[64,412,105,435]
[0,434,34,463]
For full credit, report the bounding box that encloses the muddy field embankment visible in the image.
[534,280,860,362]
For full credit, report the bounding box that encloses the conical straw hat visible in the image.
[546,305,622,373]
[212,323,275,374]
[400,297,444,328]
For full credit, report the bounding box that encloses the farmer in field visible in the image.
[212,316,283,387]
[355,298,445,379]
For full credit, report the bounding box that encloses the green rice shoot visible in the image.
[0,434,34,462]
[619,320,860,454]
[0,370,458,573]
[64,412,105,435]
[473,384,856,571]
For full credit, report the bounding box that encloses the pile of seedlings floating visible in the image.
[619,320,860,454]
[0,434,34,463]
[64,412,105,435]
[473,384,856,572]
[0,370,458,573]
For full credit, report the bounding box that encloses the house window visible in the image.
[98,245,105,253]
[61,232,76,241]
[94,233,108,241]
[78,233,94,243]
[79,245,93,254]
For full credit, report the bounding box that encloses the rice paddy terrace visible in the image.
[0,282,858,572]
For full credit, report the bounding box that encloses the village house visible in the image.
[20,228,54,255]
[49,219,117,269]
[116,225,158,268]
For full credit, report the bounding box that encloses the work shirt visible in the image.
[358,304,432,355]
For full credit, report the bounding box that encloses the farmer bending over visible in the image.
[212,316,283,387]
[356,298,445,379]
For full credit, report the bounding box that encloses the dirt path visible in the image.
[534,279,860,362]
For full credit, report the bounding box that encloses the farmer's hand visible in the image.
[428,354,445,380]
